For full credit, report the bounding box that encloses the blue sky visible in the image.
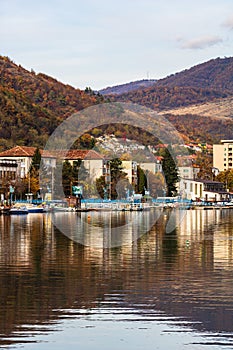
[1,0,233,90]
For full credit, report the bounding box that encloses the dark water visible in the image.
[1,208,233,349]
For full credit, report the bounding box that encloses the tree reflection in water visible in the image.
[0,209,233,347]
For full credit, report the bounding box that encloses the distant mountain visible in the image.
[106,57,233,143]
[109,57,233,110]
[99,79,157,95]
[156,57,233,92]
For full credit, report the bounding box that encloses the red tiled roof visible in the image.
[0,146,37,157]
[154,144,168,148]
[0,146,56,159]
[0,146,103,160]
[64,150,104,160]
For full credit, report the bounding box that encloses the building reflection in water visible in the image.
[0,208,233,345]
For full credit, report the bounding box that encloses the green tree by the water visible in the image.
[159,146,179,197]
[26,148,42,197]
[96,158,128,199]
[216,169,233,192]
[136,166,147,194]
[62,160,88,196]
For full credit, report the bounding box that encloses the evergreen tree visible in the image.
[96,175,107,199]
[136,166,147,194]
[95,158,128,200]
[30,147,41,172]
[109,158,127,199]
[62,160,89,196]
[27,148,42,197]
[72,160,88,182]
[62,160,73,196]
[160,146,179,197]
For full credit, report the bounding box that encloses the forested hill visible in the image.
[110,85,230,111]
[0,56,102,118]
[156,57,233,92]
[0,56,101,150]
[106,57,233,143]
[1,55,233,150]
[107,57,233,110]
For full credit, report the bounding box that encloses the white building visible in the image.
[64,149,105,183]
[0,159,18,181]
[0,146,56,178]
[121,161,137,185]
[178,166,200,180]
[179,178,229,201]
[139,161,162,175]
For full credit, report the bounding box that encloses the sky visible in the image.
[1,0,233,90]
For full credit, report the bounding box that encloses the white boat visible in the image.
[9,206,28,215]
[51,206,75,212]
[24,204,45,213]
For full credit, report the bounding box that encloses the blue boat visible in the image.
[9,206,28,215]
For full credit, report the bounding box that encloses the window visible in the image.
[195,184,198,195]
[200,184,203,198]
[190,183,193,192]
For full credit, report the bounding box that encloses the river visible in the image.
[0,208,233,349]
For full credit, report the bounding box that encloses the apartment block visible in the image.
[213,140,233,172]
[178,166,200,180]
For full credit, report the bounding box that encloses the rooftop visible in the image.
[64,149,104,160]
[221,140,233,143]
[0,146,103,160]
[0,146,37,157]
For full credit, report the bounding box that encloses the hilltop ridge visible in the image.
[99,79,157,95]
[1,55,233,149]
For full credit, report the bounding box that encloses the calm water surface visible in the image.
[0,209,233,349]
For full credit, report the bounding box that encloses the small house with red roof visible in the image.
[64,149,105,182]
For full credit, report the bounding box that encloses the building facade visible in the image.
[213,140,233,172]
[179,178,229,201]
[64,149,105,183]
[121,161,138,186]
[139,160,162,175]
[178,166,200,180]
[0,146,57,177]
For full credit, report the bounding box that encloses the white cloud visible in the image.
[223,15,233,30]
[180,36,223,49]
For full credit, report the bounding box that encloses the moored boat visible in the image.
[24,204,45,213]
[9,206,28,215]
